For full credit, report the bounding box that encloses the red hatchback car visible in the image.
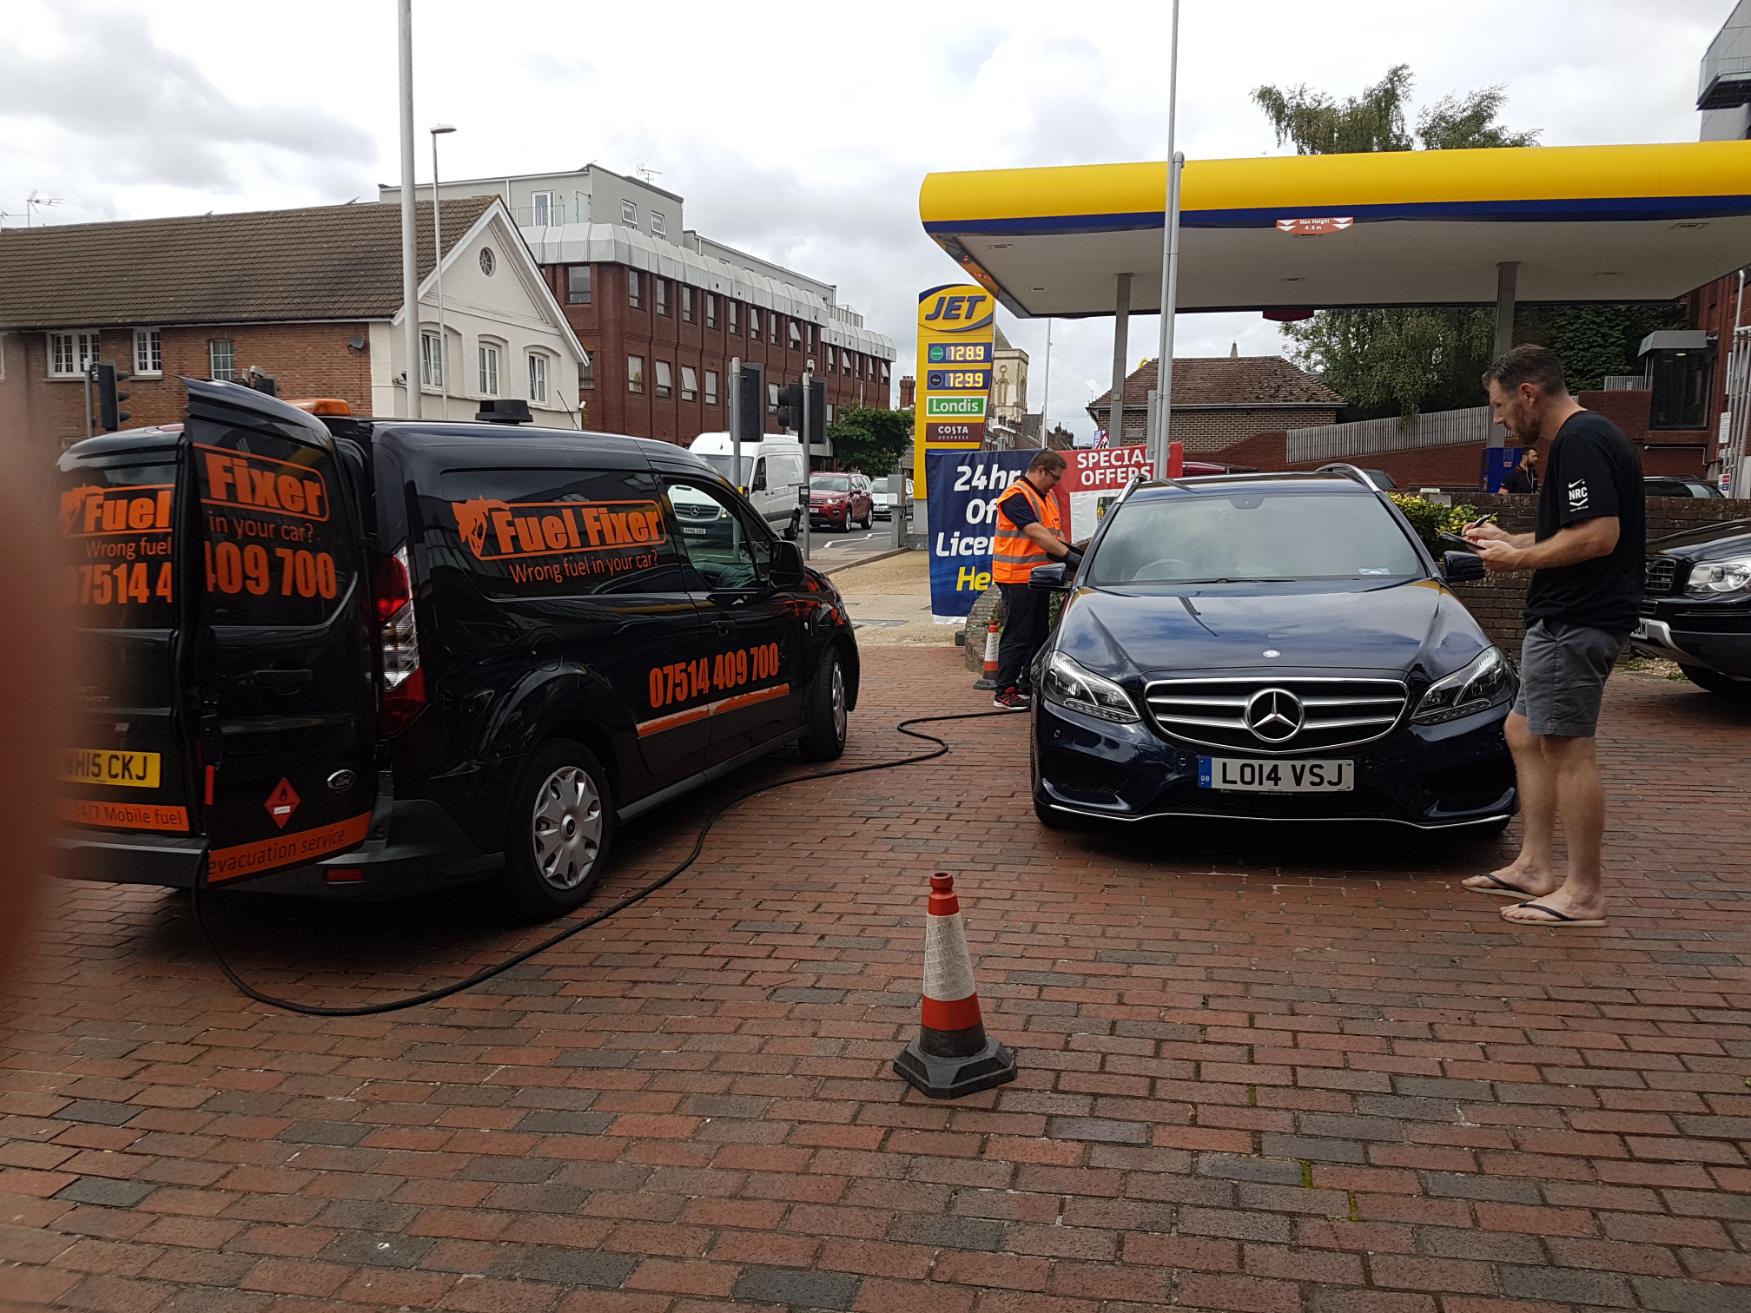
[809,472,873,531]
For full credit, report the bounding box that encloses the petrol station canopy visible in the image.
[918,142,1751,318]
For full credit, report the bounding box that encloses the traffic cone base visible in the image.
[894,873,1018,1099]
[894,1033,1017,1100]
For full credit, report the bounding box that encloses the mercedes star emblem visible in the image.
[1244,688,1304,743]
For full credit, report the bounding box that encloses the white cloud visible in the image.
[1,0,1733,440]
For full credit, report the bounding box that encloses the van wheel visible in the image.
[490,739,615,921]
[798,650,848,761]
[783,512,800,541]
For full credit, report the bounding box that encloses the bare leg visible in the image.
[1502,734,1607,923]
[1465,712,1561,897]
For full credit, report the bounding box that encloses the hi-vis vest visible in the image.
[991,476,1063,584]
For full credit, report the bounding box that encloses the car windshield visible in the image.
[811,474,850,491]
[1084,490,1424,586]
[871,478,889,494]
[696,454,735,479]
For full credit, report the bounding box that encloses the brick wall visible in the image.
[552,263,892,447]
[1096,405,1339,451]
[4,322,377,463]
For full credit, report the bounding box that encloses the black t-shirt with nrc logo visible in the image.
[1523,410,1645,635]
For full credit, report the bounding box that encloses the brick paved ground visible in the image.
[3,649,1749,1313]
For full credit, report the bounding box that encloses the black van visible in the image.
[54,381,858,918]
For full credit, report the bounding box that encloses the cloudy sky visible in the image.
[0,0,1734,437]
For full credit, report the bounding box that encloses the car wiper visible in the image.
[1170,576,1297,585]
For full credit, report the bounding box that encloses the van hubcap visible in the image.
[531,766,602,891]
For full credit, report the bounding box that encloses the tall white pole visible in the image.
[431,131,447,412]
[1039,319,1052,447]
[1150,0,1182,474]
[397,0,421,419]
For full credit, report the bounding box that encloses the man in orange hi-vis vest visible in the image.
[990,448,1080,711]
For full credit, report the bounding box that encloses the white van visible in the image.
[688,433,804,539]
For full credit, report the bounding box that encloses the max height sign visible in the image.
[913,283,996,505]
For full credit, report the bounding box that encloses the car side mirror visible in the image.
[1030,562,1069,591]
[1442,550,1485,583]
[770,539,806,587]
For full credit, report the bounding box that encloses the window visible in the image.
[581,355,595,390]
[209,338,235,382]
[681,287,694,323]
[788,320,802,351]
[768,382,779,413]
[478,342,501,397]
[527,352,549,406]
[705,370,719,405]
[420,330,444,388]
[566,265,592,304]
[1648,349,1712,430]
[706,294,719,329]
[531,191,553,226]
[628,270,643,310]
[664,479,766,591]
[654,360,673,399]
[650,210,667,237]
[728,301,739,334]
[129,327,163,376]
[655,279,669,316]
[478,248,496,277]
[769,314,779,346]
[621,199,639,228]
[49,330,100,378]
[748,307,760,339]
[843,350,853,376]
[681,366,698,402]
[627,355,645,393]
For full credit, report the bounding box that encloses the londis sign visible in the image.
[452,497,668,590]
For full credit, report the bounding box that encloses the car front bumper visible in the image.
[1629,612,1751,680]
[1032,697,1516,830]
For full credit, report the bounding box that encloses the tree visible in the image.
[1252,67,1541,418]
[826,405,912,474]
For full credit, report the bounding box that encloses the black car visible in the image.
[1644,476,1724,499]
[1630,518,1751,696]
[53,381,858,919]
[1029,468,1517,833]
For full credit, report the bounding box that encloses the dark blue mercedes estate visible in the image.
[1028,467,1518,833]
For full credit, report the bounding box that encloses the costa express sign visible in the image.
[914,283,998,502]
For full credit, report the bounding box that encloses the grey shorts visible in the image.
[1513,619,1626,738]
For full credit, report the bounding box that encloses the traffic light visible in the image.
[774,383,803,432]
[806,378,826,449]
[96,362,131,431]
[734,362,764,445]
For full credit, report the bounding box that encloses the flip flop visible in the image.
[1501,902,1606,928]
[1464,874,1540,900]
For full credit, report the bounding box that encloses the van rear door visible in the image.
[181,381,379,886]
[58,438,196,844]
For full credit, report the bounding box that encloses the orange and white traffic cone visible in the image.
[973,618,1002,690]
[894,873,1017,1099]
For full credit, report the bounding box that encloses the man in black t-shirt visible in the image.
[1462,345,1644,930]
[1503,445,1540,494]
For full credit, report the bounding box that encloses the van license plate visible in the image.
[61,749,162,789]
[1198,757,1352,793]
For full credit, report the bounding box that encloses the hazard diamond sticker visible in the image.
[265,778,300,830]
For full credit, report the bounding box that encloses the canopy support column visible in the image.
[1490,261,1519,450]
[1110,273,1132,443]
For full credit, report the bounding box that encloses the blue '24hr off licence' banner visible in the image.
[925,450,1034,620]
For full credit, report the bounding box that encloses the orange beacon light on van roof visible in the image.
[287,398,352,416]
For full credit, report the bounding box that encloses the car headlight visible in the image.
[1685,555,1751,596]
[1042,652,1140,724]
[1413,647,1515,725]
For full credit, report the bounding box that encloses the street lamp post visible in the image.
[396,0,420,419]
[1149,0,1183,477]
[430,124,456,413]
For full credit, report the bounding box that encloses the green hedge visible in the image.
[1389,492,1478,555]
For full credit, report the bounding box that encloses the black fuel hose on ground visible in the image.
[191,709,1015,1017]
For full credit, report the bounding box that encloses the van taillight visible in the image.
[374,545,425,737]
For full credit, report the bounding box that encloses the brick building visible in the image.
[0,198,585,459]
[1087,356,1343,452]
[382,165,896,455]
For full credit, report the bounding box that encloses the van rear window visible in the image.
[60,462,179,630]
